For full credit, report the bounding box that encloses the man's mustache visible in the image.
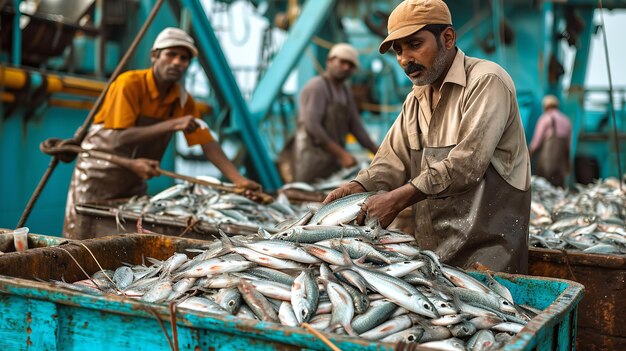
[405,62,425,75]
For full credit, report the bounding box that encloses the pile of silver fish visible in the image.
[56,192,537,350]
[280,162,368,193]
[529,176,626,254]
[117,179,305,228]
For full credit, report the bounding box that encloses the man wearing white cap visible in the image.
[290,43,378,182]
[529,95,572,188]
[325,0,531,273]
[63,27,260,239]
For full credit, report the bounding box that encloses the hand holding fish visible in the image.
[358,184,427,228]
[323,181,366,204]
[356,191,399,228]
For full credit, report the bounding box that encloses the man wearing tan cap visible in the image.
[289,43,378,182]
[63,27,260,239]
[325,0,531,273]
[529,95,572,188]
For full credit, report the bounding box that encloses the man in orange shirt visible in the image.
[63,27,260,239]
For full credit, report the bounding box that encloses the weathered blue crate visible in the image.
[0,234,583,351]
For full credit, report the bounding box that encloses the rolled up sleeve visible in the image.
[410,74,512,196]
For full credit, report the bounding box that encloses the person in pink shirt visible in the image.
[529,95,572,188]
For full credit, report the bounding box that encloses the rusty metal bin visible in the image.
[0,228,71,253]
[529,247,626,351]
[75,201,260,240]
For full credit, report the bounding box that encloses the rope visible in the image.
[57,246,104,291]
[301,323,342,351]
[179,217,201,238]
[559,249,578,281]
[597,0,623,191]
[168,302,180,351]
[146,307,176,351]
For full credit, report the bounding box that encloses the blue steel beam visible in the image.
[181,0,282,190]
[248,0,336,122]
[12,0,22,65]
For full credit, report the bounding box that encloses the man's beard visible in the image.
[409,47,448,86]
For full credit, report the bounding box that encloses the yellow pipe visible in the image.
[0,66,213,113]
[48,98,94,110]
[1,92,16,103]
[0,66,28,90]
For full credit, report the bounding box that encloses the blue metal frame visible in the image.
[12,0,22,65]
[181,0,282,191]
[248,0,336,123]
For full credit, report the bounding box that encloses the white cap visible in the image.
[152,27,198,57]
[328,43,359,68]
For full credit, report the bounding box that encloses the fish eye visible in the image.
[407,335,416,342]
[503,300,511,305]
[424,304,431,310]
[228,300,235,306]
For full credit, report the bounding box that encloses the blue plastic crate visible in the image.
[0,234,583,350]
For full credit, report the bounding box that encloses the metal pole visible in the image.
[598,0,623,190]
[17,0,166,228]
[12,0,21,65]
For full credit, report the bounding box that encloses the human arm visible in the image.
[116,115,200,146]
[357,183,427,228]
[86,148,159,180]
[200,141,260,190]
[325,98,413,204]
[528,116,547,158]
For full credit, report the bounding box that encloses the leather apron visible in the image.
[535,116,568,188]
[410,144,531,274]
[63,114,174,239]
[293,79,350,183]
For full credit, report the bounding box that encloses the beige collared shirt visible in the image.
[356,49,530,195]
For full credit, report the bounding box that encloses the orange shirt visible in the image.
[93,68,214,145]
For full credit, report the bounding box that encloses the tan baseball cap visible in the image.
[152,27,198,57]
[542,95,559,110]
[379,0,452,54]
[328,43,360,69]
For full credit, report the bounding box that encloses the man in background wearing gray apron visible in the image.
[63,28,260,239]
[325,0,531,274]
[290,43,378,183]
[529,95,572,188]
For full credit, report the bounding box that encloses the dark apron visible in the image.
[292,79,350,183]
[63,114,174,239]
[535,116,568,188]
[410,145,530,274]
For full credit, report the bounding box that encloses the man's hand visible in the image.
[233,177,263,201]
[234,178,261,191]
[128,158,160,180]
[339,152,357,168]
[169,115,199,134]
[356,191,401,229]
[356,183,426,228]
[323,181,366,204]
